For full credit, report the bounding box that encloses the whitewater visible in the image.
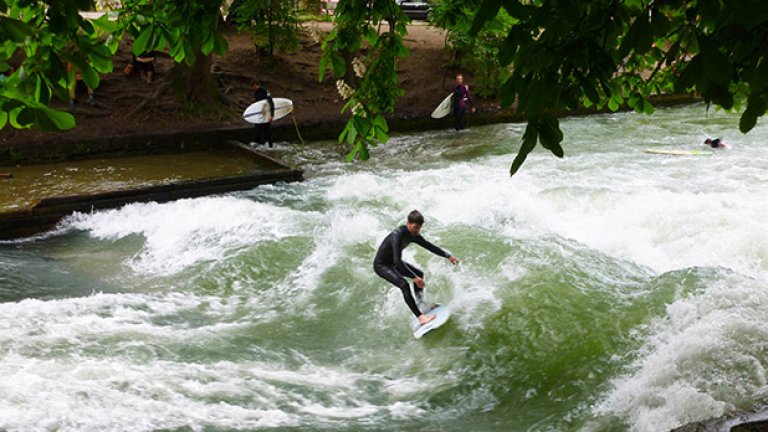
[1,104,767,432]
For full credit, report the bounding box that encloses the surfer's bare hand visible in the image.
[448,255,460,265]
[414,277,425,288]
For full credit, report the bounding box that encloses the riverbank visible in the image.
[0,22,702,165]
[0,22,460,161]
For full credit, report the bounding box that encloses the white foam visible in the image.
[595,277,768,431]
[63,196,309,275]
[0,292,428,431]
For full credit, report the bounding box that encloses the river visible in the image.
[1,104,767,432]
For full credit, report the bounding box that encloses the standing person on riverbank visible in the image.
[250,80,274,148]
[374,210,460,326]
[452,74,475,131]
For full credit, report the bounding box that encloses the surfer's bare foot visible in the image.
[418,313,436,325]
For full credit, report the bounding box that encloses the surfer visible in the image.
[374,210,460,325]
[452,74,475,131]
[251,80,274,148]
[704,138,728,148]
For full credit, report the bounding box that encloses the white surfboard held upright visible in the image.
[243,98,294,124]
[431,93,453,119]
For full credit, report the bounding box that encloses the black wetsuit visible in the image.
[373,226,450,317]
[253,86,274,147]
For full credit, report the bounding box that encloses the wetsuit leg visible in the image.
[374,263,422,318]
[253,124,264,144]
[397,262,425,303]
[264,122,273,147]
[454,106,466,130]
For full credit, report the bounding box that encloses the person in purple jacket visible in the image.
[452,74,476,130]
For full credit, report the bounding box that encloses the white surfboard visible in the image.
[431,93,453,119]
[243,97,293,124]
[413,304,451,339]
[644,149,714,156]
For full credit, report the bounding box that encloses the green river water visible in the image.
[1,104,767,432]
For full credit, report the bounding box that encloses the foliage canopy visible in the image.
[323,0,768,174]
[467,0,768,174]
[2,0,767,177]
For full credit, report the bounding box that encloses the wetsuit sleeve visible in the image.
[391,230,404,267]
[267,92,275,117]
[464,85,473,106]
[414,236,450,259]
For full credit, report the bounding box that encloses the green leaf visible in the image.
[88,48,113,73]
[0,16,32,42]
[201,33,215,55]
[607,97,619,111]
[92,14,118,33]
[182,41,196,66]
[338,121,351,143]
[650,9,670,36]
[331,51,346,78]
[579,76,600,108]
[510,120,538,176]
[628,93,640,111]
[169,40,185,62]
[538,115,564,157]
[347,122,358,145]
[700,39,731,85]
[132,27,153,56]
[499,28,519,65]
[740,95,767,133]
[499,76,517,107]
[0,110,7,129]
[79,63,99,90]
[80,17,94,35]
[34,106,75,131]
[14,106,33,128]
[373,113,387,131]
[357,141,370,160]
[470,0,501,35]
[739,111,758,133]
[618,17,638,58]
[676,55,703,92]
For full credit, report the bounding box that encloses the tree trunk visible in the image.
[168,49,221,107]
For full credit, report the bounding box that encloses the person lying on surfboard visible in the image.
[704,137,729,149]
[374,210,460,326]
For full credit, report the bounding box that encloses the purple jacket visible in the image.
[453,84,473,109]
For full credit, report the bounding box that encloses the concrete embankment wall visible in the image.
[0,141,303,240]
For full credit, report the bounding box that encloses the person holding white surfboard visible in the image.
[452,74,475,130]
[251,80,274,148]
[373,210,460,326]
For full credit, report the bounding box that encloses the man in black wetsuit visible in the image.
[374,210,460,326]
[251,79,274,148]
